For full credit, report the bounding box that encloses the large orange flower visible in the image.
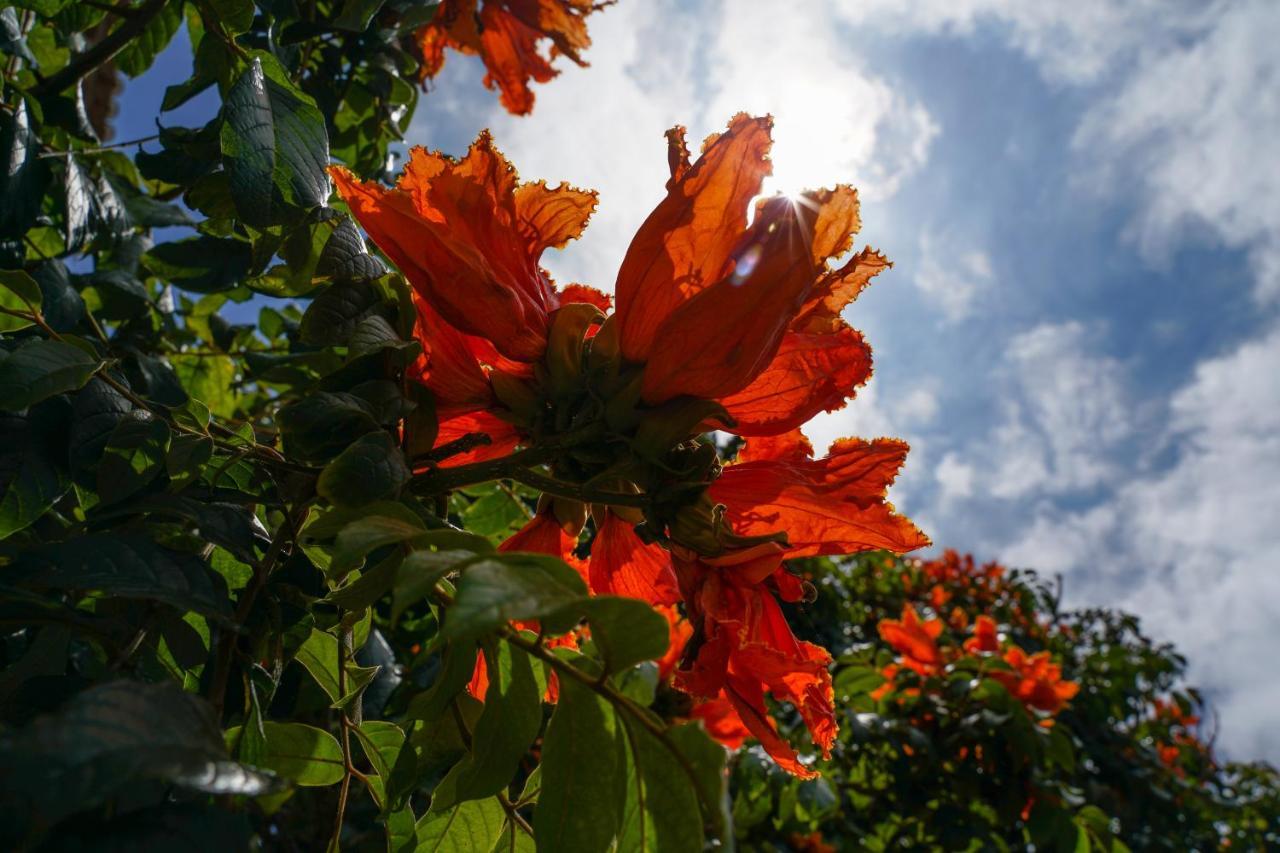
[417,0,607,115]
[332,115,929,776]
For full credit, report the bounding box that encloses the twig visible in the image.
[37,133,160,157]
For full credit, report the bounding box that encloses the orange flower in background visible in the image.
[964,614,1001,654]
[333,114,930,777]
[991,646,1079,715]
[878,605,944,677]
[417,0,608,115]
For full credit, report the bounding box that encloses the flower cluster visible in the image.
[873,606,1079,719]
[416,0,608,115]
[332,114,929,776]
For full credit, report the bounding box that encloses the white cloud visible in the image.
[410,0,939,292]
[935,452,975,500]
[996,326,1280,759]
[914,234,993,322]
[1074,0,1280,302]
[951,321,1133,500]
[833,0,1211,85]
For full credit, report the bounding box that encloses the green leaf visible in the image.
[317,430,410,507]
[616,716,705,853]
[328,513,426,576]
[229,721,346,787]
[432,642,546,809]
[63,155,94,252]
[96,412,171,505]
[0,269,42,331]
[386,693,479,813]
[392,549,474,626]
[206,0,255,35]
[295,628,343,701]
[354,720,405,807]
[569,596,670,674]
[0,100,50,240]
[0,681,277,841]
[0,405,71,539]
[220,54,330,227]
[143,236,252,293]
[316,215,386,283]
[333,0,388,32]
[534,675,622,852]
[277,390,382,461]
[9,534,231,617]
[443,553,588,641]
[411,796,505,853]
[0,338,101,411]
[114,0,182,77]
[299,280,383,346]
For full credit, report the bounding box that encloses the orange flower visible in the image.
[671,545,835,779]
[334,116,930,777]
[877,605,945,677]
[991,646,1079,715]
[964,615,1000,654]
[417,0,607,115]
[687,692,753,750]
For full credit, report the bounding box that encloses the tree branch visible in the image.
[30,0,170,99]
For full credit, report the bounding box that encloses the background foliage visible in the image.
[0,1,1276,851]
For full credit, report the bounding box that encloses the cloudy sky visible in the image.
[125,1,1279,761]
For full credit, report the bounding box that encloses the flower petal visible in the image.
[724,677,818,779]
[614,114,774,362]
[418,0,600,116]
[736,429,814,465]
[332,134,559,362]
[432,410,522,468]
[639,195,820,402]
[718,322,872,435]
[710,438,930,557]
[515,180,597,255]
[588,510,680,605]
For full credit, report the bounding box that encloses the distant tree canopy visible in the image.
[0,1,1276,851]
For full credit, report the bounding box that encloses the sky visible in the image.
[120,1,1280,762]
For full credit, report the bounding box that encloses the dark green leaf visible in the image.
[0,339,101,412]
[443,552,589,641]
[0,406,71,539]
[616,715,705,853]
[299,280,383,346]
[0,681,277,843]
[317,430,410,507]
[96,412,171,505]
[62,155,94,252]
[333,0,388,32]
[570,596,670,674]
[143,236,252,293]
[114,0,183,77]
[277,390,382,461]
[8,534,231,617]
[432,641,546,809]
[220,54,330,226]
[535,675,622,852]
[316,215,386,283]
[0,100,50,240]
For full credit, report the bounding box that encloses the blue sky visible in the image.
[122,1,1280,761]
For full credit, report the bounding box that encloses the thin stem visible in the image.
[330,621,353,851]
[38,133,160,158]
[30,0,170,98]
[497,791,535,839]
[412,445,558,494]
[507,467,650,510]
